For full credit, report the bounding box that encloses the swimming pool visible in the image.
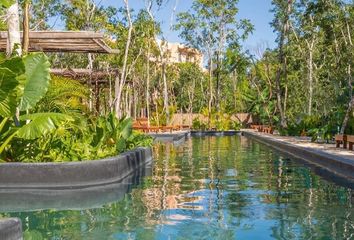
[1,136,353,239]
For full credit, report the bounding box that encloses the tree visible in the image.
[271,0,294,129]
[175,0,253,127]
[114,0,133,118]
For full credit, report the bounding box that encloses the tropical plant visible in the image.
[36,75,90,113]
[8,112,152,162]
[192,118,207,131]
[0,53,73,161]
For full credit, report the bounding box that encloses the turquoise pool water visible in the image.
[1,136,353,239]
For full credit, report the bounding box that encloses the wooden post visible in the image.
[95,78,100,114]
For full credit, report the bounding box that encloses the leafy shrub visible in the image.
[36,75,90,113]
[229,120,241,130]
[192,118,207,130]
[279,114,338,140]
[8,113,153,162]
[0,53,75,161]
[192,113,241,131]
[0,54,152,162]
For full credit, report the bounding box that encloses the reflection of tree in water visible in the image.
[225,192,250,220]
[262,155,354,240]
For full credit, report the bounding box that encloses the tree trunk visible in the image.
[133,80,137,119]
[283,57,288,115]
[7,1,21,123]
[208,56,213,129]
[340,21,354,134]
[88,53,94,112]
[22,1,30,54]
[108,68,113,112]
[215,53,220,110]
[162,62,170,124]
[307,41,314,115]
[115,0,133,118]
[146,44,151,125]
[274,0,292,129]
[95,79,100,114]
[340,65,353,135]
[6,1,22,56]
[232,69,238,111]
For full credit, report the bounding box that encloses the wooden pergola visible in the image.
[0,30,119,114]
[51,68,119,85]
[0,31,119,54]
[51,68,120,113]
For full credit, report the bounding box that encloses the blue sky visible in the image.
[72,0,277,52]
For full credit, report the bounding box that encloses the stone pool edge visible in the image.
[149,131,190,144]
[0,218,22,240]
[191,130,242,137]
[243,131,354,181]
[0,147,152,189]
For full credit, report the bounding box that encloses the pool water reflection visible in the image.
[1,136,353,239]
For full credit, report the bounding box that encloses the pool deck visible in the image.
[243,130,354,182]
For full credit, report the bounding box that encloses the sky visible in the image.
[67,0,277,52]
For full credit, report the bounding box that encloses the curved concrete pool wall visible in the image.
[0,147,152,189]
[0,163,152,212]
[0,218,22,240]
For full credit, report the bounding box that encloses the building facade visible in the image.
[157,40,204,69]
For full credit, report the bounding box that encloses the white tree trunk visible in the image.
[115,0,133,118]
[308,49,313,115]
[208,55,213,129]
[7,2,22,56]
[162,62,169,124]
[146,45,151,125]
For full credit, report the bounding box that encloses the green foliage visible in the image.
[0,53,74,160]
[0,0,15,8]
[8,113,153,162]
[192,112,241,131]
[19,53,51,111]
[36,75,90,113]
[0,54,51,116]
[0,53,151,162]
[175,0,253,52]
[192,118,207,131]
[174,62,206,112]
[17,113,74,140]
[0,66,19,117]
[279,114,339,142]
[308,126,333,143]
[230,120,242,131]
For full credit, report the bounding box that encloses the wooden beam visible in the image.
[0,31,118,54]
[0,31,103,39]
[51,68,119,79]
